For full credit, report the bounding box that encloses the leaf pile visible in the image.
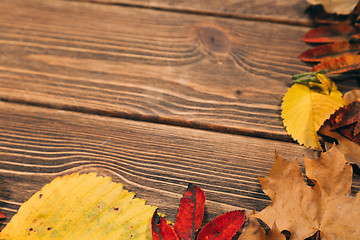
[281,2,360,150]
[254,146,360,240]
[300,3,360,75]
[152,183,246,240]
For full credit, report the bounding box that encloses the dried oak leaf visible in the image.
[0,173,156,239]
[306,0,359,14]
[238,217,285,240]
[254,147,360,240]
[281,82,344,150]
[319,122,360,165]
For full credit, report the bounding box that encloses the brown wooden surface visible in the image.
[0,101,319,228]
[0,0,312,141]
[1,0,360,235]
[70,0,312,25]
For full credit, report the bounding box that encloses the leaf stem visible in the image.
[292,70,328,84]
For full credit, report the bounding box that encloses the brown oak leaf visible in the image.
[238,217,285,240]
[254,147,360,240]
[319,121,360,166]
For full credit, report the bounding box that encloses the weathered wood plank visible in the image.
[0,101,319,228]
[0,0,315,140]
[70,0,312,25]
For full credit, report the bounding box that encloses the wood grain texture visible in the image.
[0,101,321,229]
[70,0,312,26]
[0,0,316,141]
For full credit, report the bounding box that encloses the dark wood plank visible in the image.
[70,0,312,25]
[0,0,317,141]
[0,101,319,229]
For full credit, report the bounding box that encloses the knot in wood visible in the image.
[197,26,230,56]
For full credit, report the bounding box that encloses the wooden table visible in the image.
[1,0,359,231]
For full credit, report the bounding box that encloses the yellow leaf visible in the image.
[281,82,344,150]
[0,173,156,240]
[306,0,358,14]
[254,147,360,240]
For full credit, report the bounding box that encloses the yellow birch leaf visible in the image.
[0,173,156,240]
[281,82,344,150]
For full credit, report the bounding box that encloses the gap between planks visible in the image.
[0,98,294,143]
[0,101,317,227]
[67,0,314,27]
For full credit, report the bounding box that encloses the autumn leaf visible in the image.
[281,81,344,150]
[312,53,360,74]
[343,89,360,104]
[0,173,156,239]
[302,24,357,43]
[0,212,4,220]
[197,210,245,240]
[174,183,205,240]
[254,147,360,240]
[152,211,180,240]
[319,121,360,166]
[306,0,359,14]
[238,217,285,240]
[152,184,245,240]
[329,99,360,142]
[318,90,360,165]
[299,41,360,62]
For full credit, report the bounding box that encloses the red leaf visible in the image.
[329,100,360,144]
[196,210,246,240]
[0,212,5,219]
[174,183,205,240]
[299,41,360,62]
[303,24,356,43]
[311,53,360,74]
[152,211,180,240]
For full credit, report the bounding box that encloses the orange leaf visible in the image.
[196,210,245,240]
[312,53,360,74]
[174,184,205,240]
[303,24,356,43]
[299,41,360,62]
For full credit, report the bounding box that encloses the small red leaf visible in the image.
[152,211,180,240]
[174,183,205,240]
[197,210,246,240]
[303,24,356,43]
[299,41,360,62]
[0,212,5,219]
[311,53,360,74]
